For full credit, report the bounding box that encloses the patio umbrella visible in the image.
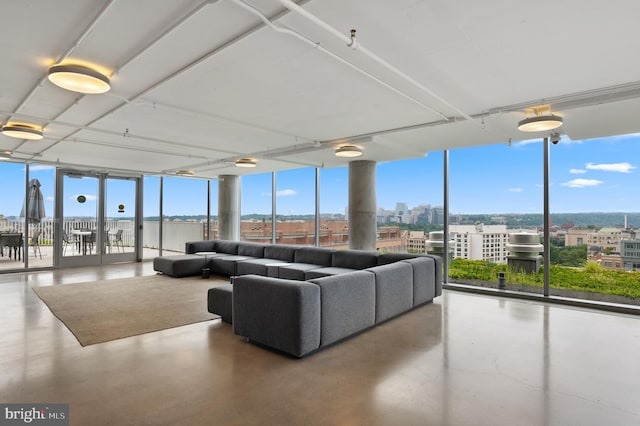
[21,179,46,224]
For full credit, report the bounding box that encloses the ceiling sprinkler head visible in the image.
[347,29,359,49]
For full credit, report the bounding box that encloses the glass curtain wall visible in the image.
[0,162,26,271]
[448,142,544,294]
[376,154,444,253]
[161,177,208,254]
[208,179,218,240]
[27,164,55,268]
[318,166,349,248]
[550,133,640,306]
[240,173,273,243]
[142,176,161,259]
[275,168,316,246]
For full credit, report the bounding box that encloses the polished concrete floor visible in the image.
[1,262,639,425]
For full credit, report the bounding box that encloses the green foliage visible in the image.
[449,258,640,299]
[584,260,602,273]
[549,243,587,267]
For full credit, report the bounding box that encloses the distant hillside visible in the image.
[459,212,640,228]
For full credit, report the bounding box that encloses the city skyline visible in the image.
[0,133,638,218]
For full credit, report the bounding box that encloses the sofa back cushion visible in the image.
[332,250,379,269]
[214,240,239,255]
[264,245,296,262]
[366,262,414,323]
[185,240,216,254]
[294,247,334,266]
[237,242,265,257]
[378,252,424,265]
[309,270,375,347]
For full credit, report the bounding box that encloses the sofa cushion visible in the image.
[237,242,265,257]
[401,257,436,306]
[211,255,254,276]
[264,245,296,262]
[278,263,324,281]
[294,247,334,266]
[213,240,239,255]
[309,271,375,347]
[366,262,414,324]
[233,275,321,358]
[153,254,205,278]
[377,252,424,265]
[236,258,290,277]
[379,252,442,297]
[332,250,379,269]
[304,267,358,280]
[208,284,233,323]
[185,240,216,254]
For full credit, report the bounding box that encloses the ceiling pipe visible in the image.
[30,0,310,162]
[276,0,480,127]
[8,0,118,120]
[231,0,448,120]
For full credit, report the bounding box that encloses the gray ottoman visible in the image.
[208,284,233,323]
[153,254,205,278]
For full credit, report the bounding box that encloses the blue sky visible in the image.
[1,133,639,217]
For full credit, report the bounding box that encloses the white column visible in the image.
[348,160,377,250]
[218,175,240,241]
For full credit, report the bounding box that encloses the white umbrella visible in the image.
[21,179,46,224]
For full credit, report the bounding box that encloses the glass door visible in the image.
[56,170,141,268]
[103,177,139,263]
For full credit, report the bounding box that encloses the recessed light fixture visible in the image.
[0,150,12,159]
[235,158,257,168]
[334,145,363,158]
[48,64,111,94]
[175,169,195,177]
[1,123,44,140]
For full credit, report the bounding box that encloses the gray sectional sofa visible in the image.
[153,240,442,358]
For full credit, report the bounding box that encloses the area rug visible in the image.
[33,274,220,346]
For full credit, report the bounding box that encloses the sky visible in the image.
[1,133,639,218]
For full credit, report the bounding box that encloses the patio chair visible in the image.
[30,230,42,259]
[113,229,124,252]
[62,231,71,255]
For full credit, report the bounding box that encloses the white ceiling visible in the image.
[2,0,640,178]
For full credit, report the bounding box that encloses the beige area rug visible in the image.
[33,274,220,346]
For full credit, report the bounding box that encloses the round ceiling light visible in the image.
[175,170,195,177]
[1,124,43,140]
[517,115,563,132]
[235,158,257,168]
[48,64,111,94]
[334,145,363,158]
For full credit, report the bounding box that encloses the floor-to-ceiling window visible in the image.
[0,162,26,271]
[26,163,55,268]
[162,177,208,254]
[550,133,640,306]
[448,142,544,294]
[142,176,161,259]
[319,166,349,248]
[240,173,273,243]
[275,168,315,246]
[376,154,444,253]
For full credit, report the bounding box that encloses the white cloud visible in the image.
[276,189,297,197]
[586,162,635,173]
[561,178,603,188]
[570,168,586,174]
[508,187,523,193]
[28,165,55,172]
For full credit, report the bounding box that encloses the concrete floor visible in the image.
[1,262,639,425]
